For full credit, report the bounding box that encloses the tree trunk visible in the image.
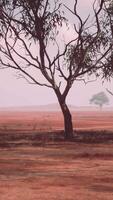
[54,88,74,139]
[60,102,74,140]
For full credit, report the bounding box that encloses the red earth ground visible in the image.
[0,111,113,200]
[0,110,113,132]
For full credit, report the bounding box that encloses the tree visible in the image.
[100,0,113,79]
[0,0,112,139]
[90,92,109,109]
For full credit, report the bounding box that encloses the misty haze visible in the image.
[0,0,113,200]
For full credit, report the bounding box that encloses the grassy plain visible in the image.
[0,110,113,200]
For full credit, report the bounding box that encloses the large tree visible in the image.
[0,0,112,139]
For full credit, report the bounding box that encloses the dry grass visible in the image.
[0,110,113,133]
[0,111,113,200]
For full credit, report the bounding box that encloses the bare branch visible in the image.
[106,88,113,96]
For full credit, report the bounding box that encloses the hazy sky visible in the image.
[0,68,112,107]
[0,0,113,107]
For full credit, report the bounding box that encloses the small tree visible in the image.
[0,0,112,139]
[90,92,109,109]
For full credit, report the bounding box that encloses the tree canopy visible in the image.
[100,0,113,79]
[0,0,113,138]
[90,91,109,108]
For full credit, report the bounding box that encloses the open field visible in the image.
[0,110,113,132]
[0,110,113,200]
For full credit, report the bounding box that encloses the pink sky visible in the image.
[0,0,113,107]
[0,67,112,107]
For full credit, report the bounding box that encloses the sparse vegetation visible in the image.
[0,111,113,199]
[0,110,112,199]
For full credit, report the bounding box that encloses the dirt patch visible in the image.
[0,111,113,199]
[0,132,113,199]
[90,184,113,193]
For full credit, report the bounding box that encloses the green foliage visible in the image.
[100,0,113,79]
[90,92,109,108]
[0,0,66,42]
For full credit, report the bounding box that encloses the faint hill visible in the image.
[0,103,113,112]
[0,103,61,112]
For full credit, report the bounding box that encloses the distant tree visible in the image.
[0,0,112,139]
[90,92,109,109]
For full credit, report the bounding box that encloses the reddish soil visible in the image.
[0,110,113,132]
[0,111,113,200]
